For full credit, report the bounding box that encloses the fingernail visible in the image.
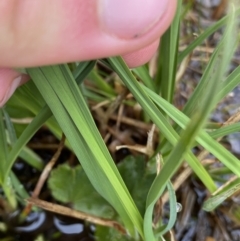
[99,0,169,39]
[0,76,22,107]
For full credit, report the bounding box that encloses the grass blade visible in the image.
[155,0,182,100]
[155,182,177,237]
[203,181,240,211]
[217,65,240,101]
[0,109,8,182]
[209,123,240,139]
[133,66,156,91]
[73,61,96,85]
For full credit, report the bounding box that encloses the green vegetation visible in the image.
[1,2,240,241]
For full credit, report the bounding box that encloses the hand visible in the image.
[0,0,176,106]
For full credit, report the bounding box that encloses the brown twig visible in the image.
[10,117,33,124]
[110,115,153,131]
[212,0,227,20]
[27,143,64,149]
[26,198,126,234]
[146,124,155,157]
[23,134,66,216]
[153,153,163,226]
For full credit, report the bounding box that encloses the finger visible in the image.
[0,0,176,67]
[0,68,29,107]
[122,39,159,68]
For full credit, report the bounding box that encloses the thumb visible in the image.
[0,0,176,66]
[0,69,29,107]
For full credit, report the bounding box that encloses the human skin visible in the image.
[0,0,177,106]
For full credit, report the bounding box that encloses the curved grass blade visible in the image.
[155,182,177,237]
[203,182,240,212]
[0,109,8,182]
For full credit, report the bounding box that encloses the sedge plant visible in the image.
[1,1,240,240]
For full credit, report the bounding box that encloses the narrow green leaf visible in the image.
[73,61,96,85]
[155,182,177,237]
[88,69,116,95]
[203,181,240,211]
[209,123,240,139]
[3,109,17,145]
[217,65,240,101]
[155,0,182,101]
[0,110,18,208]
[1,177,17,209]
[0,109,8,182]
[10,171,29,200]
[19,147,44,171]
[133,66,156,91]
[6,105,51,178]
